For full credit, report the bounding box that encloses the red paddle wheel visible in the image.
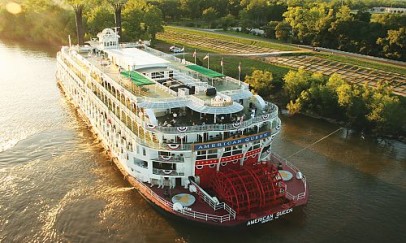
[211,164,286,214]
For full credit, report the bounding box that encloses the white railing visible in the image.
[189,181,236,219]
[152,168,184,176]
[270,153,307,202]
[132,177,236,223]
[151,107,278,134]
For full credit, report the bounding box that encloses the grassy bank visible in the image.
[315,53,406,76]
[154,40,290,83]
[162,26,299,52]
[164,26,405,76]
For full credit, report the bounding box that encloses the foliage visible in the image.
[85,5,114,38]
[275,21,292,42]
[244,70,274,96]
[0,0,164,45]
[0,0,75,45]
[282,69,406,136]
[2,0,405,61]
[219,14,237,30]
[376,27,406,60]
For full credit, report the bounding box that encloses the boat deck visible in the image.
[137,157,307,226]
[84,53,174,99]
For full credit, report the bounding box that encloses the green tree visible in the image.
[377,27,406,61]
[121,1,144,41]
[179,0,201,19]
[156,0,180,21]
[142,4,164,41]
[365,81,403,134]
[0,0,75,45]
[107,0,128,38]
[65,0,88,45]
[219,14,237,30]
[283,3,334,44]
[283,68,312,100]
[122,0,163,41]
[85,6,114,38]
[202,7,218,27]
[244,70,273,96]
[240,0,271,27]
[264,21,279,39]
[275,21,291,41]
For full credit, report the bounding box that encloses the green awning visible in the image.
[121,71,155,86]
[186,65,224,78]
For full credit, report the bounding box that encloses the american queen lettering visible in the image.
[246,208,293,226]
[193,131,271,151]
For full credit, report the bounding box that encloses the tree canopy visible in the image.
[0,0,164,45]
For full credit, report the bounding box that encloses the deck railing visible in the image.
[151,105,279,134]
[270,153,307,201]
[133,177,236,223]
[189,181,236,219]
[152,168,184,176]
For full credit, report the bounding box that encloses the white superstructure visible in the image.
[56,28,280,190]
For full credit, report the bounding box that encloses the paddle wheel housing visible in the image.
[211,164,286,214]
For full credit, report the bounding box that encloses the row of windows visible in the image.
[104,41,117,47]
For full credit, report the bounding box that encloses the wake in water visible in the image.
[0,130,36,153]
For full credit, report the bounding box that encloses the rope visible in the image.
[286,127,343,159]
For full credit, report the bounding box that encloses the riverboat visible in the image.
[56,28,308,227]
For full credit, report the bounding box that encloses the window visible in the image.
[159,151,170,156]
[151,71,165,79]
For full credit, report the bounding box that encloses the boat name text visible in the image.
[194,132,271,151]
[246,208,293,226]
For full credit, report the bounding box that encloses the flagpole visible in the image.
[221,57,224,74]
[238,62,241,81]
[208,54,210,69]
[182,47,185,60]
[193,49,197,64]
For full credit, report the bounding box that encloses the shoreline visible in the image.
[278,107,406,144]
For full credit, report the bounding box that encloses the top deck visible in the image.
[78,45,248,104]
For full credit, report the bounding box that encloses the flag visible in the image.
[192,49,196,58]
[238,62,241,72]
[220,58,223,67]
[203,53,209,60]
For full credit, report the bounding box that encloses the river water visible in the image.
[0,40,405,243]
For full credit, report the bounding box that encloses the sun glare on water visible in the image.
[6,2,22,15]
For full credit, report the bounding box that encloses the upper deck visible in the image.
[75,44,267,112]
[59,28,279,138]
[59,43,279,134]
[77,43,248,102]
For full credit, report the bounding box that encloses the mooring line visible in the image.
[286,127,343,159]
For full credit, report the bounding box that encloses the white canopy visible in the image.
[105,48,169,70]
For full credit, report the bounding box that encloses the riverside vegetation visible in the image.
[1,0,404,138]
